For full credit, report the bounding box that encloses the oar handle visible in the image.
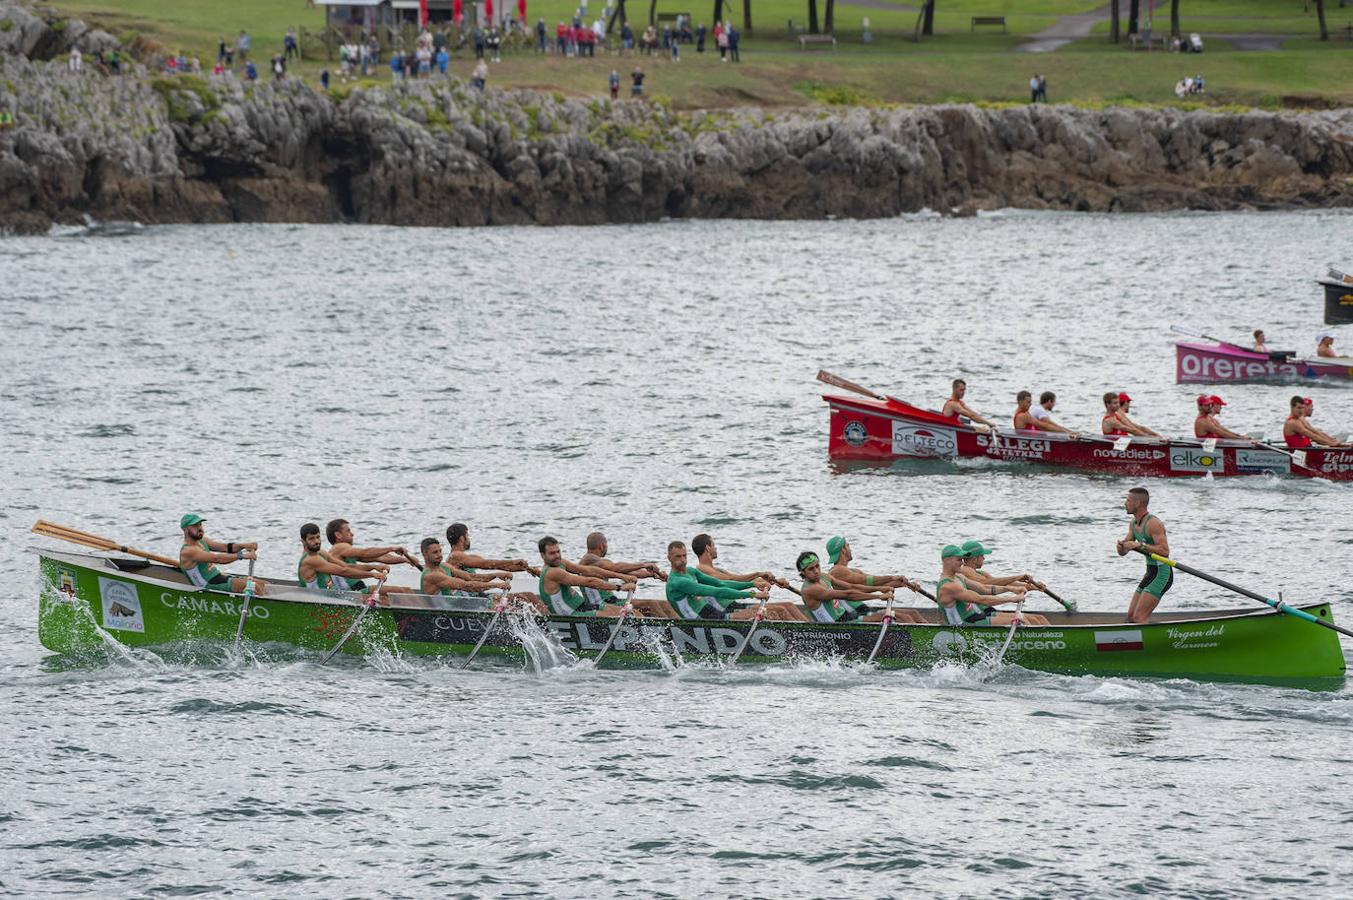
[816,369,887,402]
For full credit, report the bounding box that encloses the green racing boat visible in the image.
[36,549,1348,687]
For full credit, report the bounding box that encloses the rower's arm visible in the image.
[1142,519,1169,558]
[456,553,528,572]
[313,557,386,580]
[556,570,632,592]
[673,571,753,600]
[427,569,497,593]
[691,568,753,591]
[181,544,239,566]
[1033,418,1073,435]
[824,586,890,603]
[564,560,634,580]
[957,402,991,426]
[951,583,1018,609]
[343,545,403,562]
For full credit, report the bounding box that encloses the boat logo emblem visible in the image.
[932,632,967,656]
[98,576,145,633]
[891,423,958,459]
[843,420,869,447]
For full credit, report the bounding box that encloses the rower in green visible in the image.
[326,518,420,594]
[1116,486,1171,624]
[935,544,1031,627]
[823,535,926,623]
[578,531,677,618]
[298,523,388,594]
[538,536,636,617]
[446,523,538,582]
[957,540,1051,625]
[419,538,512,599]
[177,513,268,595]
[693,532,807,622]
[664,540,767,621]
[797,552,897,624]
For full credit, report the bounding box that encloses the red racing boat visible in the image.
[824,393,1353,481]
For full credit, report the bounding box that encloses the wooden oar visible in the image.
[319,577,385,665]
[231,557,256,651]
[461,593,509,669]
[1132,549,1353,639]
[592,588,635,668]
[816,369,890,402]
[729,591,771,667]
[32,520,179,567]
[865,592,897,665]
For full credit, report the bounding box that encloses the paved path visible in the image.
[1016,0,1163,53]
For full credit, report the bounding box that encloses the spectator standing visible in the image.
[715,22,728,60]
[696,21,706,52]
[245,59,258,81]
[320,66,330,90]
[488,26,502,62]
[728,24,739,61]
[1028,74,1038,103]
[621,21,634,54]
[630,65,644,96]
[217,36,228,63]
[237,30,251,62]
[1037,73,1048,102]
[473,26,485,59]
[435,46,449,75]
[68,47,82,73]
[417,44,432,76]
[537,18,547,52]
[433,29,446,55]
[367,34,380,68]
[390,51,403,82]
[670,28,680,60]
[272,54,285,80]
[284,28,298,61]
[212,59,225,75]
[609,68,620,99]
[472,57,488,91]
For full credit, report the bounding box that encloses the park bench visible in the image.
[970,15,1007,32]
[1128,31,1167,50]
[798,33,837,49]
[655,12,690,27]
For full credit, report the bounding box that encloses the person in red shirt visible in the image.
[1194,395,1248,440]
[1108,392,1161,437]
[1013,390,1076,436]
[1283,396,1348,448]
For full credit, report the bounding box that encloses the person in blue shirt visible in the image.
[390,52,402,82]
[435,48,449,75]
[245,59,257,81]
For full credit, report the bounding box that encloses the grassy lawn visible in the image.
[40,0,1353,108]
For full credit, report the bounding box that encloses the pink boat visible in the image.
[1175,342,1353,384]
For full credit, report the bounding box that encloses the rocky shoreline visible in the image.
[3,5,1353,233]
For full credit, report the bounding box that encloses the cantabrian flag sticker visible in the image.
[1094,629,1144,652]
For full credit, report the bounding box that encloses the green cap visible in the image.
[941,544,965,559]
[961,540,992,558]
[826,535,847,564]
[180,513,205,529]
[797,553,820,571]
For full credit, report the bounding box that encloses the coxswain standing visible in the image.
[1193,395,1248,440]
[941,378,992,427]
[178,513,267,595]
[1014,390,1077,436]
[1116,487,1170,624]
[1284,396,1349,448]
[822,536,925,623]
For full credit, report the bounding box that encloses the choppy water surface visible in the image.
[3,212,1353,897]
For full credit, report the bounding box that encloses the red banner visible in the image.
[418,0,428,26]
[517,0,526,23]
[486,0,494,22]
[453,0,463,22]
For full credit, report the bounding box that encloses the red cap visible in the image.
[1303,396,1313,408]
[1117,392,1132,403]
[1196,394,1211,406]
[1209,395,1227,407]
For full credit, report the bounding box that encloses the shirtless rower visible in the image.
[1104,392,1158,435]
[941,378,992,427]
[935,544,1029,627]
[1014,390,1076,436]
[1316,331,1338,359]
[1193,395,1248,441]
[664,540,767,621]
[796,551,898,624]
[577,531,676,618]
[298,523,388,593]
[538,536,637,617]
[419,538,512,599]
[693,533,807,621]
[178,513,268,595]
[1116,487,1170,624]
[326,518,419,593]
[1253,330,1269,353]
[1284,396,1349,448]
[955,540,1050,625]
[823,535,925,623]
